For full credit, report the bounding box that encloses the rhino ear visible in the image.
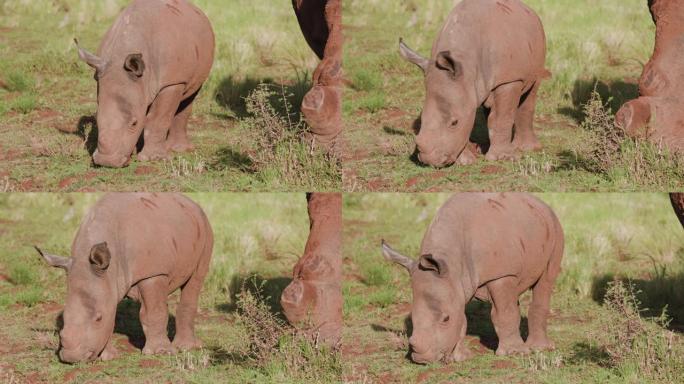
[34,246,72,271]
[418,254,445,275]
[74,38,106,73]
[435,51,462,79]
[399,38,428,74]
[89,242,111,272]
[124,54,145,78]
[382,240,415,272]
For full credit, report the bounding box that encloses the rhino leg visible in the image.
[99,336,119,361]
[488,276,529,356]
[281,193,342,346]
[138,84,184,162]
[512,81,543,152]
[137,275,176,355]
[486,82,523,161]
[166,91,198,154]
[525,274,555,351]
[172,250,211,351]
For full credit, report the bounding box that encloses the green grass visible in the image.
[0,193,345,383]
[342,193,684,383]
[0,0,340,192]
[342,0,683,191]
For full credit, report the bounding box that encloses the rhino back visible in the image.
[72,193,212,295]
[97,0,214,99]
[421,193,559,293]
[435,0,546,91]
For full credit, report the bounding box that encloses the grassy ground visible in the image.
[0,1,340,192]
[342,0,684,191]
[342,193,684,383]
[0,193,345,383]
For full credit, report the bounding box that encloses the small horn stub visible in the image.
[74,38,106,73]
[381,239,416,272]
[399,38,429,74]
[34,246,72,270]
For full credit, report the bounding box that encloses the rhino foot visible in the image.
[525,337,555,352]
[513,136,543,152]
[138,147,171,162]
[142,341,176,355]
[449,343,474,362]
[456,146,478,165]
[172,337,203,351]
[99,341,119,361]
[485,146,520,161]
[168,143,195,153]
[496,341,530,356]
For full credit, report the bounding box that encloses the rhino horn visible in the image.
[381,240,415,272]
[399,38,428,74]
[74,38,106,72]
[34,246,72,271]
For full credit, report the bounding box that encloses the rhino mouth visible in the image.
[59,347,96,364]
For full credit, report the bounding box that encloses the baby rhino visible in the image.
[35,193,213,363]
[77,0,215,167]
[400,0,548,167]
[382,193,563,364]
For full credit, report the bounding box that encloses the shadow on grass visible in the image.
[70,115,98,156]
[53,298,177,353]
[557,78,639,123]
[215,273,292,320]
[211,146,254,172]
[214,73,311,120]
[370,299,531,359]
[567,342,611,366]
[591,271,684,332]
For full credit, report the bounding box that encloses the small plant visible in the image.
[163,155,206,178]
[240,83,341,189]
[234,278,342,382]
[578,90,684,187]
[524,351,564,372]
[595,280,682,381]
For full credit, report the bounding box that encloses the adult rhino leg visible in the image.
[138,84,184,162]
[166,90,199,154]
[280,193,342,346]
[137,275,176,355]
[671,193,684,228]
[487,276,529,356]
[294,0,343,149]
[525,274,555,351]
[486,82,523,161]
[172,250,210,351]
[512,81,543,152]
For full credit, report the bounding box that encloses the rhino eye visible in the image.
[95,312,103,322]
[441,315,450,323]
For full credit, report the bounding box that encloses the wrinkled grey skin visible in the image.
[77,0,214,167]
[400,0,548,167]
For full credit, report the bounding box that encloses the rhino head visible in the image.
[399,39,476,168]
[76,39,147,168]
[382,240,467,364]
[35,243,117,363]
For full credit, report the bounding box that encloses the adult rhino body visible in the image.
[36,193,213,363]
[383,193,563,364]
[400,0,548,167]
[77,0,215,167]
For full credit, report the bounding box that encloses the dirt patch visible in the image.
[492,359,517,369]
[39,302,62,314]
[367,177,390,191]
[58,172,96,190]
[113,334,140,354]
[134,165,158,175]
[416,365,453,383]
[481,165,504,175]
[139,359,163,369]
[34,109,62,123]
[63,365,103,382]
[19,178,36,191]
[0,148,21,161]
[405,177,419,188]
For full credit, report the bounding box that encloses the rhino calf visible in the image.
[383,193,563,364]
[400,0,548,168]
[36,193,213,363]
[77,0,215,168]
